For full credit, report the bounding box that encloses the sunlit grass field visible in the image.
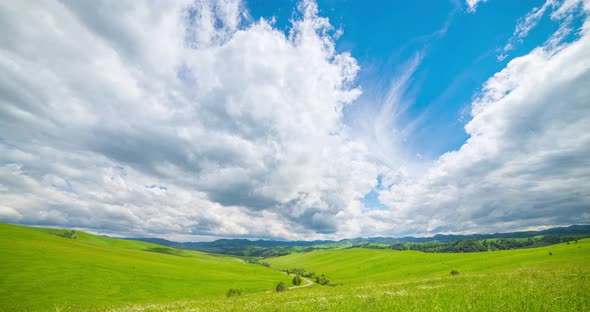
[107,238,589,311]
[1,223,588,311]
[266,238,589,285]
[108,268,588,311]
[0,223,291,311]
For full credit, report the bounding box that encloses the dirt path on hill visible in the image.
[259,272,314,294]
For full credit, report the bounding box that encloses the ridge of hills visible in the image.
[127,224,590,256]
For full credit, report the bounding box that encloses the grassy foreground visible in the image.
[108,268,588,311]
[108,238,589,311]
[0,223,291,311]
[1,223,588,311]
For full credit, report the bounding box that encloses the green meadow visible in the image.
[266,239,589,285]
[113,239,590,311]
[1,223,589,311]
[0,223,290,311]
[120,267,589,311]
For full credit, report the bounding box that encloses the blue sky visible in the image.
[249,0,580,158]
[0,0,589,241]
[248,0,587,211]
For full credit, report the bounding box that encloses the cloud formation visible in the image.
[466,0,488,12]
[0,0,378,240]
[376,0,590,236]
[0,0,589,240]
[498,0,586,60]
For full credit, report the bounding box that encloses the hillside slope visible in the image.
[107,238,590,311]
[267,238,590,285]
[0,223,290,311]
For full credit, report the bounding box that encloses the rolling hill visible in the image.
[108,237,590,311]
[0,223,290,311]
[127,224,590,255]
[2,223,589,311]
[266,238,590,285]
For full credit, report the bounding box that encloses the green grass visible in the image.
[108,268,588,311]
[105,239,590,311]
[266,239,589,285]
[2,223,589,311]
[0,223,291,311]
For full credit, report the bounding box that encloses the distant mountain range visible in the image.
[127,224,590,251]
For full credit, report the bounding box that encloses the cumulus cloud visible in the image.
[1,0,588,240]
[376,1,590,236]
[0,0,378,240]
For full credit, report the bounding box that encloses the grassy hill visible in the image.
[0,223,291,311]
[107,239,589,311]
[266,238,589,285]
[1,223,588,311]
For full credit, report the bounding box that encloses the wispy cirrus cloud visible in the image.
[497,0,587,60]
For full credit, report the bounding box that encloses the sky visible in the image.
[0,0,589,241]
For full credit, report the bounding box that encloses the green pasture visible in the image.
[0,223,290,311]
[109,267,589,311]
[1,223,588,311]
[109,239,590,311]
[266,238,590,285]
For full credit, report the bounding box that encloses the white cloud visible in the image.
[0,0,378,240]
[1,0,588,240]
[513,0,557,40]
[466,0,488,12]
[498,0,587,60]
[376,3,590,236]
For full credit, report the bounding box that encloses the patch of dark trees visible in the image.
[387,235,579,253]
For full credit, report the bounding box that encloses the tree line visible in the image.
[388,235,578,253]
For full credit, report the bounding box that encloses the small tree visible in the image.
[292,275,302,286]
[276,281,287,292]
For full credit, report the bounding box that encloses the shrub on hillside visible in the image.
[54,230,77,239]
[276,281,287,292]
[316,274,330,285]
[290,268,306,276]
[226,288,243,297]
[450,269,460,276]
[292,275,302,286]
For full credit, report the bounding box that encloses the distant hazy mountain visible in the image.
[127,224,590,251]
